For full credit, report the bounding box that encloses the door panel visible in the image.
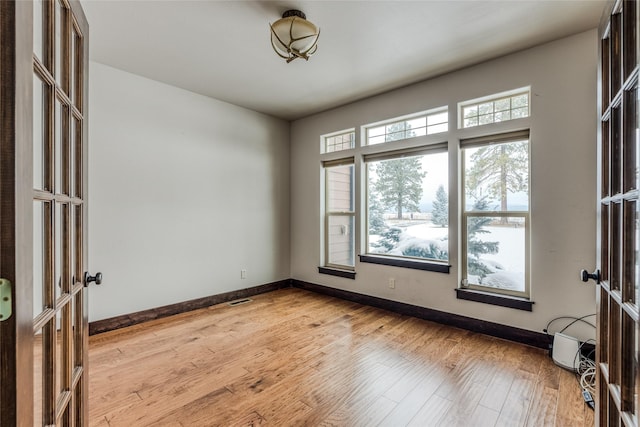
[598,2,639,426]
[0,0,89,425]
[0,0,37,425]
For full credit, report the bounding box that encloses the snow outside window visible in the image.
[461,131,530,298]
[324,161,355,269]
[365,147,449,263]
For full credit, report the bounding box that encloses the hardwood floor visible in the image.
[88,288,594,426]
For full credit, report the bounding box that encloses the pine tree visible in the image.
[368,190,386,235]
[403,243,448,261]
[467,197,499,280]
[465,140,528,212]
[372,227,402,252]
[431,185,448,227]
[370,121,426,220]
[373,156,426,220]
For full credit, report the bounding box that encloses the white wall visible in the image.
[290,30,598,341]
[88,62,290,322]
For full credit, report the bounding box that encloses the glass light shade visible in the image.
[270,11,319,62]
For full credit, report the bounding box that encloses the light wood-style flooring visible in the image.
[88,288,594,426]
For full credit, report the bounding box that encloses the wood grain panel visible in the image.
[0,0,36,424]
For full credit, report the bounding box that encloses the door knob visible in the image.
[580,269,600,284]
[83,272,103,287]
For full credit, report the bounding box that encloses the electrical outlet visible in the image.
[241,269,247,279]
[388,278,395,289]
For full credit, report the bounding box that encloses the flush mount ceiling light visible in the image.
[270,9,320,63]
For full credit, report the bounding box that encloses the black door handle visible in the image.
[580,269,600,284]
[84,272,103,287]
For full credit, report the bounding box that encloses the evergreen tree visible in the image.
[403,242,448,261]
[431,185,448,227]
[370,121,426,220]
[372,227,402,252]
[385,121,413,142]
[467,197,499,280]
[465,140,528,212]
[373,157,426,220]
[367,189,386,235]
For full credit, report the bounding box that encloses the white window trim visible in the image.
[323,158,356,270]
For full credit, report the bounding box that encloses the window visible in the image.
[461,130,530,298]
[323,130,355,153]
[365,145,449,264]
[324,159,355,270]
[460,89,529,129]
[365,108,448,145]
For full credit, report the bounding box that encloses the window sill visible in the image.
[359,254,450,273]
[455,288,533,311]
[318,267,356,279]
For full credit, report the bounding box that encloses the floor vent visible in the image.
[228,298,252,306]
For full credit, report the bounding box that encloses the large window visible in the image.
[318,91,532,301]
[365,146,449,264]
[324,159,355,269]
[461,131,530,297]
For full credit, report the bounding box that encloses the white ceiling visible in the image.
[82,0,606,121]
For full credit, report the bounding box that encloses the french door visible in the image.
[597,0,639,426]
[0,0,90,425]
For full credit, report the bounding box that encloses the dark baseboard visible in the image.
[291,279,550,349]
[89,279,291,335]
[89,277,551,349]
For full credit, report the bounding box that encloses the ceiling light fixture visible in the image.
[270,10,320,63]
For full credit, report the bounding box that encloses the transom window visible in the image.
[323,130,355,153]
[365,108,448,145]
[460,89,529,129]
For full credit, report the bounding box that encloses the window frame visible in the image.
[460,130,531,299]
[363,143,450,267]
[323,158,356,271]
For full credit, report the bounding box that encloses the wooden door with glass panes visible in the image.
[33,0,90,424]
[597,0,639,425]
[0,0,89,425]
